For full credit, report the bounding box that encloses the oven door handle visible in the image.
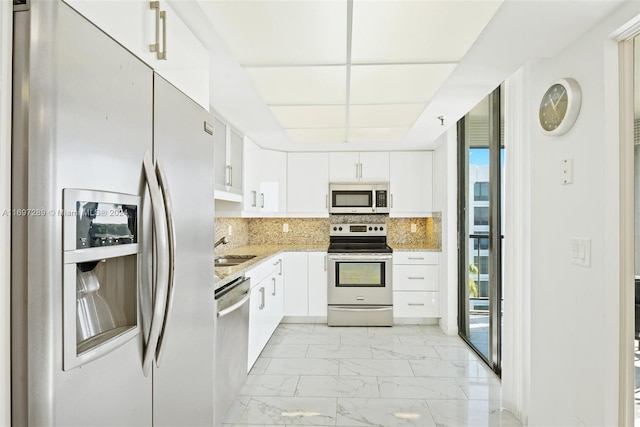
[327,254,392,261]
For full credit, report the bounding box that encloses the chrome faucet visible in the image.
[214,236,229,248]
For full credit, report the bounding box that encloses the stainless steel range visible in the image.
[327,223,393,326]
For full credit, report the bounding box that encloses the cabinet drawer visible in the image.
[393,265,438,291]
[393,291,439,317]
[246,256,280,287]
[393,252,439,265]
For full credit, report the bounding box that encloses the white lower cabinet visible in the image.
[283,251,328,318]
[247,256,283,371]
[393,252,440,320]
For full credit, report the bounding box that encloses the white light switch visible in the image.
[562,159,573,185]
[283,223,289,233]
[570,238,591,267]
[411,223,417,233]
[228,225,233,236]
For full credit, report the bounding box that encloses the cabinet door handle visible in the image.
[408,303,425,306]
[260,193,265,208]
[272,277,276,296]
[251,190,257,207]
[408,257,425,260]
[225,165,232,186]
[149,1,167,60]
[259,287,265,310]
[355,163,359,179]
[359,163,363,179]
[390,194,394,208]
[408,276,425,280]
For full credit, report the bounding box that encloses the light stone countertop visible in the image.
[214,244,328,291]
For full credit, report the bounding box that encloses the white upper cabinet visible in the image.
[213,116,243,196]
[287,153,329,216]
[329,152,389,182]
[243,138,287,215]
[389,151,434,216]
[64,0,209,109]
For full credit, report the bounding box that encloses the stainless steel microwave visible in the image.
[329,183,390,214]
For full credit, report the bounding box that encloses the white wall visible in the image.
[434,129,458,336]
[0,0,11,425]
[503,3,640,425]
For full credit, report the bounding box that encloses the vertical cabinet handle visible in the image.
[261,193,265,209]
[251,190,257,207]
[272,277,276,296]
[390,194,394,208]
[149,1,167,60]
[278,259,282,275]
[225,165,232,186]
[259,287,265,310]
[359,163,363,179]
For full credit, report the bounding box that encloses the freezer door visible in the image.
[11,1,153,425]
[150,74,215,426]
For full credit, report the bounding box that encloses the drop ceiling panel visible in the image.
[199,1,347,65]
[286,128,347,144]
[349,104,425,128]
[350,64,457,105]
[271,105,346,129]
[245,66,347,105]
[351,0,503,64]
[348,127,410,142]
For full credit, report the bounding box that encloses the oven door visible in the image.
[327,253,392,305]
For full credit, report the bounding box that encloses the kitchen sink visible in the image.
[214,255,256,267]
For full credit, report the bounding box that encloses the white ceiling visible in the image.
[169,0,627,151]
[198,0,502,145]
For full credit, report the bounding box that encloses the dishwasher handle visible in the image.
[217,291,250,318]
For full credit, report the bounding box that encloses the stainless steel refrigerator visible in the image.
[11,1,215,425]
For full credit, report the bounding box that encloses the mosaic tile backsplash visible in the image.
[215,215,441,252]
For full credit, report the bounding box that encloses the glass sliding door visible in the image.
[458,85,504,374]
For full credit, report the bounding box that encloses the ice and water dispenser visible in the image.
[62,189,141,370]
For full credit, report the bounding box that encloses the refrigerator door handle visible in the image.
[154,159,176,366]
[142,151,170,377]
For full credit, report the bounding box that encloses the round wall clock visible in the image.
[538,77,582,136]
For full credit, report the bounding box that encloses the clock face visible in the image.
[539,83,568,132]
[538,78,581,136]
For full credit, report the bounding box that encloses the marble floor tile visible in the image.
[265,358,340,376]
[236,396,337,426]
[367,325,426,336]
[371,345,439,360]
[261,344,309,359]
[273,324,317,334]
[434,345,483,361]
[339,331,403,346]
[398,334,467,347]
[250,358,272,375]
[339,359,415,377]
[337,398,437,427]
[409,359,492,378]
[306,344,373,359]
[456,377,504,400]
[426,399,522,426]
[295,375,380,398]
[377,377,468,399]
[241,375,300,397]
[279,332,341,345]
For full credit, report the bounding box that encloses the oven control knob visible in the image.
[369,226,373,231]
[374,227,378,231]
[333,227,337,231]
[380,226,384,231]
[338,227,343,231]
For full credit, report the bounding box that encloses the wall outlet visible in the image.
[228,225,233,236]
[283,223,289,233]
[411,223,417,233]
[562,158,573,185]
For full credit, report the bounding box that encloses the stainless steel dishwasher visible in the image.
[214,276,250,427]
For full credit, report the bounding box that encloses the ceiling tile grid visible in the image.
[201,0,503,145]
